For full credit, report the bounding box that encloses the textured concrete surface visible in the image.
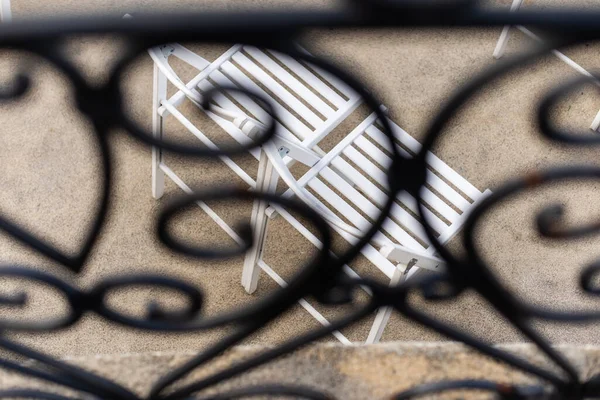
[1,342,597,398]
[0,0,599,361]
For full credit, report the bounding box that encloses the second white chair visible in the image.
[243,111,492,344]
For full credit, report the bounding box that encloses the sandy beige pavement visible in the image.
[0,0,599,359]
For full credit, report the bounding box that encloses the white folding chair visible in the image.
[0,0,11,22]
[493,0,600,131]
[243,111,492,344]
[149,43,363,247]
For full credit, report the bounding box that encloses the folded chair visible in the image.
[493,0,600,131]
[243,111,492,344]
[149,43,363,246]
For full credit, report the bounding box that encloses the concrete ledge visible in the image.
[1,342,599,398]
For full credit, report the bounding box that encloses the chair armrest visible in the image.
[379,244,445,272]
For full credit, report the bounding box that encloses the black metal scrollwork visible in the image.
[0,0,600,398]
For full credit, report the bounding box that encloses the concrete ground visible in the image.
[0,0,600,360]
[2,342,594,398]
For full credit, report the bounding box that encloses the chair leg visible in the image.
[0,0,11,23]
[152,62,166,199]
[492,0,524,59]
[365,265,409,344]
[242,149,279,294]
[591,109,600,132]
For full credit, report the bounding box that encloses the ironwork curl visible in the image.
[0,0,599,398]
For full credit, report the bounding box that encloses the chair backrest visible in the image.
[281,111,489,255]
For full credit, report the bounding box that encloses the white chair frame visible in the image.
[149,43,364,249]
[493,0,600,131]
[243,111,492,344]
[1,0,11,22]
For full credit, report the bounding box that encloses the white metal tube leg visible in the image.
[591,109,600,131]
[242,149,279,294]
[152,62,167,199]
[365,264,415,344]
[492,0,524,59]
[0,0,11,23]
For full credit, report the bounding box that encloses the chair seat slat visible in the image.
[366,123,483,200]
[232,52,324,129]
[329,155,435,243]
[220,61,313,140]
[269,51,348,108]
[245,46,336,118]
[353,135,472,212]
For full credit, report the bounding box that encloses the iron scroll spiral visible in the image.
[0,0,598,398]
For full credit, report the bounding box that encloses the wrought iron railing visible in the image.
[1,1,600,398]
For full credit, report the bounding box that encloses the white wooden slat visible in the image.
[344,142,460,222]
[318,169,380,225]
[171,44,211,71]
[244,47,335,118]
[356,132,471,211]
[592,109,600,131]
[420,188,460,223]
[365,124,402,150]
[301,94,363,149]
[220,61,313,140]
[389,202,430,245]
[396,191,448,235]
[293,113,376,191]
[340,145,453,232]
[366,123,482,200]
[438,189,492,246]
[389,121,483,200]
[354,135,399,172]
[0,0,12,23]
[425,171,471,211]
[310,65,357,100]
[197,79,244,114]
[425,153,482,202]
[205,70,269,122]
[389,123,423,154]
[343,140,459,223]
[354,135,470,211]
[317,168,426,249]
[307,177,391,246]
[232,52,324,129]
[294,46,357,99]
[268,50,347,108]
[308,177,373,233]
[343,146,388,188]
[321,163,427,248]
[329,156,432,245]
[207,70,298,143]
